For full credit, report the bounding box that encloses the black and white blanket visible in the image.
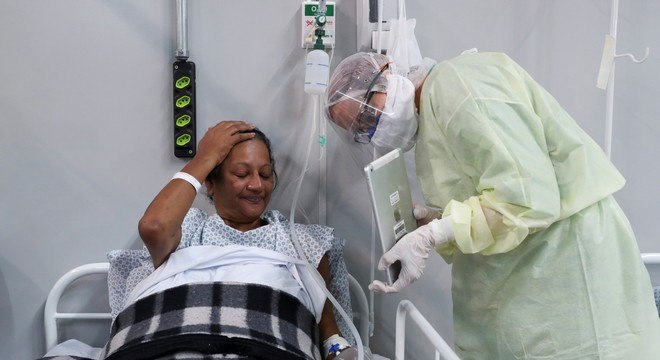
[43,281,321,360]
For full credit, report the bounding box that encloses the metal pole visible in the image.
[603,0,618,158]
[176,0,189,60]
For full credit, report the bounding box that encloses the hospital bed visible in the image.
[43,253,660,359]
[42,261,371,359]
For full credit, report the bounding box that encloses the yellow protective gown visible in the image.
[415,52,660,359]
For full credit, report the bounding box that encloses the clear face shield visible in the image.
[324,52,392,145]
[326,52,431,160]
[341,64,391,144]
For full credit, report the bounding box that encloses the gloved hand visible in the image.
[369,217,454,293]
[412,203,442,227]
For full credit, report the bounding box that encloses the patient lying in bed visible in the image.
[105,211,352,360]
[124,122,352,359]
[43,123,355,360]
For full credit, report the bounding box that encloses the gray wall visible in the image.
[1,1,658,359]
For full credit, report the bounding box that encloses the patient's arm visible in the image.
[316,255,342,351]
[138,157,209,268]
[139,121,255,268]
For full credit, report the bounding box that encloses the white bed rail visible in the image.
[642,253,660,265]
[390,253,660,360]
[44,262,112,351]
[347,274,370,347]
[395,300,459,360]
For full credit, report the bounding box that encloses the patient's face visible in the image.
[211,139,275,229]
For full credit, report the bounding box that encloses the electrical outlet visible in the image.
[173,61,196,158]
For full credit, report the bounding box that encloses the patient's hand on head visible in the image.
[139,121,257,268]
[196,121,257,169]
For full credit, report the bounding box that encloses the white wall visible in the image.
[1,1,658,359]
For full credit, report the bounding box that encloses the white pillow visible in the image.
[106,249,153,319]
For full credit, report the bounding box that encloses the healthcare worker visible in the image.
[324,51,660,359]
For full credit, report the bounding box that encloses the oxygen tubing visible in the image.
[288,94,365,359]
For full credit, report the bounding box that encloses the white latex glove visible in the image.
[412,203,442,227]
[369,217,454,293]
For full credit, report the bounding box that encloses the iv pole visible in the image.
[597,0,649,159]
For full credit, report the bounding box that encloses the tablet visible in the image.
[364,148,417,285]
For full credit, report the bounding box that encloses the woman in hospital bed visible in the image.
[113,121,354,359]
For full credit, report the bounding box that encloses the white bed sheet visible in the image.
[124,244,328,321]
[43,339,102,358]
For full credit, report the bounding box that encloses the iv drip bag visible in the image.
[305,49,330,95]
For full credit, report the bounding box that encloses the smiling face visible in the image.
[206,138,275,231]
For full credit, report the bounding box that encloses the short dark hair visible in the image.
[205,127,278,188]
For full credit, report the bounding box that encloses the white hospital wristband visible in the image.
[172,172,201,193]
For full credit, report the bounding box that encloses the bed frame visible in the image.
[45,253,660,357]
[642,253,660,266]
[44,262,370,352]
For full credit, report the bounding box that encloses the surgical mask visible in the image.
[371,74,418,153]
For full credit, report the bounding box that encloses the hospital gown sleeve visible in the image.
[438,94,561,256]
[176,207,207,249]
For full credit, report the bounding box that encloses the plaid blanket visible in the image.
[98,281,321,360]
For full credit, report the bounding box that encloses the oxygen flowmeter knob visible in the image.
[316,15,327,27]
[304,49,330,95]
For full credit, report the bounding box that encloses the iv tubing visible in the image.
[319,90,327,226]
[288,94,365,359]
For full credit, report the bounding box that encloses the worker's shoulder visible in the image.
[432,51,524,84]
[440,51,516,68]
